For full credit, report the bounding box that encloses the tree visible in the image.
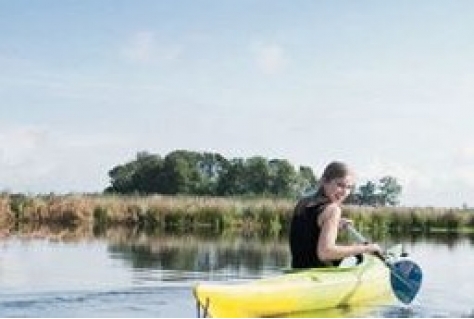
[268,159,298,197]
[131,152,164,194]
[216,158,247,195]
[106,159,139,194]
[196,152,228,195]
[294,166,318,196]
[378,176,402,206]
[160,150,201,194]
[357,181,377,206]
[244,156,271,195]
[349,177,402,206]
[105,149,402,203]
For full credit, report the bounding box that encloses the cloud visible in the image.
[254,44,287,75]
[0,126,48,167]
[0,125,133,194]
[121,31,182,64]
[0,126,56,191]
[356,158,439,206]
[359,158,430,189]
[354,155,474,207]
[122,31,154,62]
[451,146,474,188]
[455,145,474,164]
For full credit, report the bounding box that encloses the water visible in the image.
[0,230,472,317]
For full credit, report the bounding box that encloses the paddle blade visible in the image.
[390,260,422,304]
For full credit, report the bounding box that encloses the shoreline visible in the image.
[1,193,473,235]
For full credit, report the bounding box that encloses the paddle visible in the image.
[346,225,422,305]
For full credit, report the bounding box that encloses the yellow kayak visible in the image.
[193,254,394,318]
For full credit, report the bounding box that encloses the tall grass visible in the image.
[1,193,473,235]
[0,193,293,235]
[344,205,474,235]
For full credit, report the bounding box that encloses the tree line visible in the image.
[347,176,402,206]
[105,150,402,206]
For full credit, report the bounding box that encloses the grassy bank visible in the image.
[1,193,473,236]
[1,193,291,236]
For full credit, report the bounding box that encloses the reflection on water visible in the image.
[390,231,474,249]
[0,225,473,317]
[108,233,289,282]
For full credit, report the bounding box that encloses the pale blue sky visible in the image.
[1,1,474,207]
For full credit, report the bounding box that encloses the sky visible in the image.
[1,1,474,207]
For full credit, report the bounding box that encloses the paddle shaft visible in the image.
[346,224,421,299]
[345,225,387,263]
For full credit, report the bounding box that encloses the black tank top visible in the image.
[289,191,334,269]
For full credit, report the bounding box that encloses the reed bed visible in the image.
[344,205,474,236]
[0,193,292,235]
[1,193,473,235]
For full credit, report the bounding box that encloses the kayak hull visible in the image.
[193,254,394,317]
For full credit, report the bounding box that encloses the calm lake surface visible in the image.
[0,228,472,318]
